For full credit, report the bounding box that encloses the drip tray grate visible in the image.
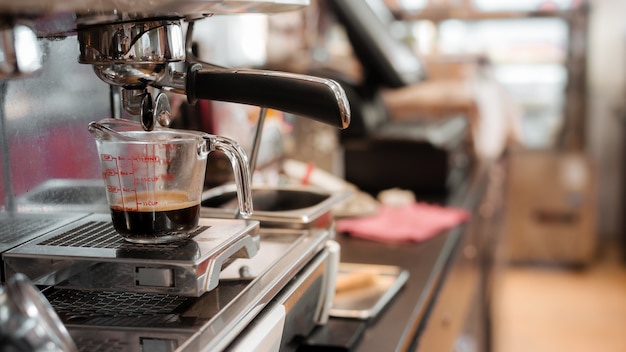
[3,213,260,296]
[0,212,87,253]
[47,288,189,326]
[38,221,208,250]
[1,218,59,244]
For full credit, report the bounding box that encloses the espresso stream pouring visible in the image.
[88,118,253,244]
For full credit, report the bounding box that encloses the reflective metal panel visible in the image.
[0,38,110,210]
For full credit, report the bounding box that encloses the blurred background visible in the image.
[0,0,625,350]
[183,0,626,350]
[184,0,624,250]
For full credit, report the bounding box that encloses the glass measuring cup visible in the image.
[88,118,252,244]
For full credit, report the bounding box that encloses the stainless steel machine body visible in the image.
[0,1,348,351]
[6,222,334,351]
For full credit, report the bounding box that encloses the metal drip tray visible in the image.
[0,212,87,256]
[16,179,109,214]
[3,213,260,296]
[46,288,191,326]
[41,228,331,352]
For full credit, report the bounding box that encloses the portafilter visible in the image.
[77,18,351,131]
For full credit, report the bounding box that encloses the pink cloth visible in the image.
[336,202,470,243]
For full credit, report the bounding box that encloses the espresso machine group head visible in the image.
[0,0,351,131]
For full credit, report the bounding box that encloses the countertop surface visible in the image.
[299,162,491,352]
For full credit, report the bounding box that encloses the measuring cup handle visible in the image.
[204,135,253,218]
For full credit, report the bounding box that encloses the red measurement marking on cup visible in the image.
[101,154,115,161]
[137,176,159,183]
[115,158,127,211]
[107,185,119,193]
[133,155,160,163]
[137,200,159,206]
[103,169,118,177]
[160,173,176,181]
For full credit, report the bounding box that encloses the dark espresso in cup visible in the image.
[110,191,200,243]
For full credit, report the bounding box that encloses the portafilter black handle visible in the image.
[186,65,351,129]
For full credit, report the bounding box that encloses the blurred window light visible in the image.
[472,0,577,12]
[398,0,428,11]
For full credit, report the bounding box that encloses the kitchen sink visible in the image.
[201,184,351,229]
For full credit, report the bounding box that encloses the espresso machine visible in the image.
[0,1,351,351]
